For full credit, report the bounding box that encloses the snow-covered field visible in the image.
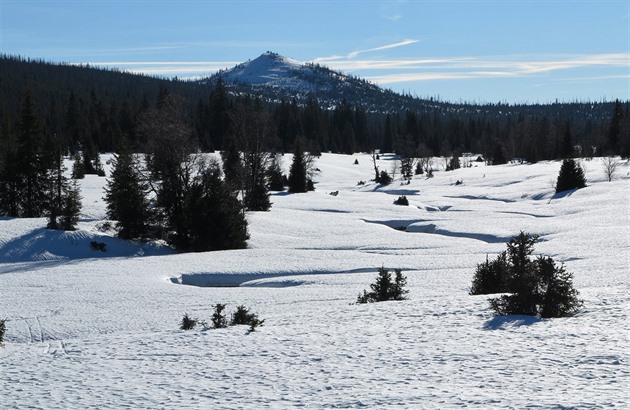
[1,153,628,409]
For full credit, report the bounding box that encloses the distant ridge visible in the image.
[201,51,421,112]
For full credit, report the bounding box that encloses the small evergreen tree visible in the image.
[393,196,409,206]
[71,152,85,179]
[211,304,227,329]
[180,313,197,330]
[59,179,82,231]
[357,267,409,303]
[243,152,271,211]
[470,251,509,295]
[231,305,264,331]
[555,158,586,194]
[377,170,392,185]
[288,140,308,193]
[92,152,106,177]
[267,154,286,191]
[446,153,461,171]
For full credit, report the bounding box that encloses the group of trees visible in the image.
[104,91,313,251]
[470,232,582,318]
[0,90,82,230]
[0,81,315,252]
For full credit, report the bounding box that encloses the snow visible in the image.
[1,153,629,408]
[219,52,335,94]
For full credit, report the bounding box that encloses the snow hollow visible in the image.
[1,153,628,408]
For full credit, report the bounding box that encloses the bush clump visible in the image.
[470,232,583,318]
[231,305,265,332]
[181,304,264,332]
[376,170,392,185]
[393,196,409,206]
[357,267,409,303]
[180,313,198,330]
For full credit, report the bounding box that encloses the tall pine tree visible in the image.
[104,139,149,239]
[288,140,308,193]
[15,89,49,217]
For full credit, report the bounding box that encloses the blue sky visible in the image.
[1,0,628,104]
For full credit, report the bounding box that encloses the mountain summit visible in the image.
[209,51,397,110]
[220,52,304,87]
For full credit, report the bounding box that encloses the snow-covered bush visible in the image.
[357,267,409,303]
[231,305,263,330]
[393,196,409,206]
[180,305,265,332]
[180,313,197,330]
[377,170,392,185]
[211,304,228,329]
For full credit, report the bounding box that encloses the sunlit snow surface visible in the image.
[1,153,628,408]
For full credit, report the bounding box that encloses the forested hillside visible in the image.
[2,54,628,160]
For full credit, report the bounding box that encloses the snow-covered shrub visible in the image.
[474,232,583,318]
[211,304,228,329]
[357,267,409,303]
[247,316,265,332]
[231,305,260,327]
[393,196,409,206]
[377,170,392,185]
[180,313,197,330]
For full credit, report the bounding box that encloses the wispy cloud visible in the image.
[347,39,420,59]
[315,39,420,62]
[82,61,240,77]
[83,53,629,84]
[312,53,630,84]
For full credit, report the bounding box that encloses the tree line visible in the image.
[0,87,313,252]
[1,54,628,162]
[1,55,628,251]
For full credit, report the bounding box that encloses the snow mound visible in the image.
[0,220,173,262]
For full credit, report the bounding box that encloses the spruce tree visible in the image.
[472,232,583,318]
[104,140,149,239]
[59,179,82,231]
[186,164,249,251]
[47,150,68,230]
[221,135,243,192]
[0,128,20,216]
[267,154,285,191]
[71,152,85,179]
[243,151,271,212]
[288,140,308,193]
[15,89,49,217]
[555,158,586,194]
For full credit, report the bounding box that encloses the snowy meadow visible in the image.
[1,153,629,409]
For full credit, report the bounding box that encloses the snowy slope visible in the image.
[1,154,629,408]
[220,52,305,86]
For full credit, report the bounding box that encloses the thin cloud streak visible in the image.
[82,53,629,83]
[347,39,419,58]
[316,53,630,84]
